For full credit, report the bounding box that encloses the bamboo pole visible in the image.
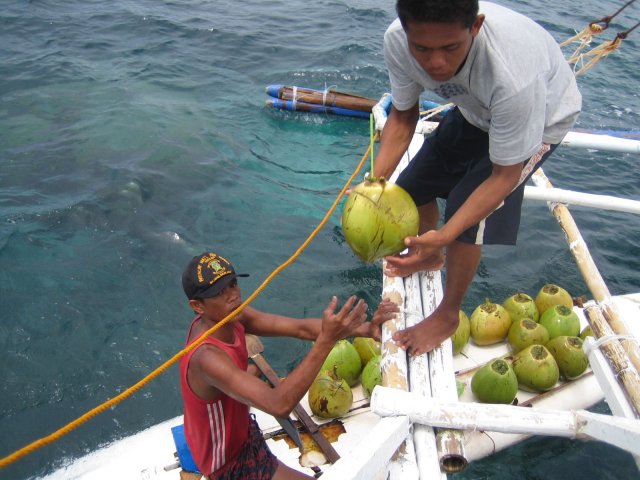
[381,268,410,391]
[523,185,640,214]
[371,387,640,456]
[561,131,640,154]
[531,169,640,416]
[404,273,447,479]
[275,86,377,112]
[380,266,420,478]
[419,271,467,474]
[583,306,640,416]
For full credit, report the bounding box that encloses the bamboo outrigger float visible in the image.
[38,94,640,479]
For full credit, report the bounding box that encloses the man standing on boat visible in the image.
[374,0,581,355]
[179,251,397,479]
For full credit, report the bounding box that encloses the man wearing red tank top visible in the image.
[179,251,397,479]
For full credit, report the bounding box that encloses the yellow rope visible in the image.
[0,131,379,470]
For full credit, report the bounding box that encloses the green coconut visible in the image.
[352,337,381,366]
[512,345,559,392]
[539,305,580,339]
[471,358,518,404]
[502,292,539,323]
[341,177,419,263]
[580,325,594,340]
[546,336,589,380]
[470,299,512,346]
[361,355,382,399]
[507,318,550,353]
[451,310,471,354]
[320,339,362,387]
[534,284,573,315]
[309,367,353,419]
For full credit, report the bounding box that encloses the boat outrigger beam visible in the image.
[371,386,640,457]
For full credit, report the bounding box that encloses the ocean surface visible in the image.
[1,0,639,478]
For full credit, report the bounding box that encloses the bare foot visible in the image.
[384,249,445,277]
[393,308,458,356]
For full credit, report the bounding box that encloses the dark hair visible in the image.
[396,0,479,29]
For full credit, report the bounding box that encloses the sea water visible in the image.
[1,0,639,478]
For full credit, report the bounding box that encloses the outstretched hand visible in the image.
[384,230,446,277]
[351,298,400,341]
[319,295,368,343]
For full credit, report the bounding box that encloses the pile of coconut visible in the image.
[308,337,381,419]
[308,284,592,415]
[453,284,592,404]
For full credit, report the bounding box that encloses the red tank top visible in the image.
[179,318,250,477]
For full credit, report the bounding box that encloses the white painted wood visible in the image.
[561,130,640,153]
[387,435,420,480]
[373,387,575,436]
[380,128,426,480]
[380,265,409,392]
[376,99,447,479]
[404,272,444,480]
[419,271,466,474]
[387,130,427,183]
[523,186,640,214]
[372,387,640,456]
[578,411,640,455]
[584,335,638,419]
[414,426,445,480]
[320,416,411,480]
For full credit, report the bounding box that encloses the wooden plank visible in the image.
[246,335,340,464]
[320,416,410,480]
[404,272,444,480]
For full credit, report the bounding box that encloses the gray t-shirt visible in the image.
[384,1,581,165]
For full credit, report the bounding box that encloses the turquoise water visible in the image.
[1,0,639,478]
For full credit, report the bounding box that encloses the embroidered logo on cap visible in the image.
[196,253,233,286]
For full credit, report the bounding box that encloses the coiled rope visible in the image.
[0,131,379,470]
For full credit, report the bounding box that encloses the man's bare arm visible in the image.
[373,103,420,180]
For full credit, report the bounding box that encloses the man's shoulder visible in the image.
[190,339,226,360]
[384,18,405,44]
[479,1,549,46]
[383,18,412,68]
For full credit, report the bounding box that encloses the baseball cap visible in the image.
[182,252,249,300]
